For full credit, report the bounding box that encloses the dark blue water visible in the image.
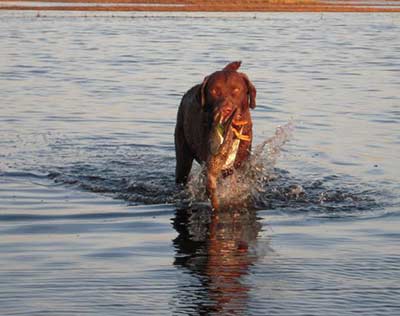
[1,11,400,315]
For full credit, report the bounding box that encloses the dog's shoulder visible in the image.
[180,84,201,108]
[177,83,203,130]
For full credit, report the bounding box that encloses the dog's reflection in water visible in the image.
[173,206,263,315]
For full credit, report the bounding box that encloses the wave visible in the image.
[0,171,49,179]
[40,121,392,219]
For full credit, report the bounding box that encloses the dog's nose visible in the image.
[221,104,233,122]
[222,107,233,117]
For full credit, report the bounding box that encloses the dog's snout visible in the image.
[213,101,234,123]
[221,105,233,119]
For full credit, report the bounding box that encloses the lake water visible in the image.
[1,11,400,316]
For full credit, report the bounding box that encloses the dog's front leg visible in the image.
[206,169,219,210]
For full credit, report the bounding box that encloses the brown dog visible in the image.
[175,61,256,209]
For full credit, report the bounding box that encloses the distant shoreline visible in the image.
[1,0,400,12]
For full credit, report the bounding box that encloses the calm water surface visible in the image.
[1,11,400,315]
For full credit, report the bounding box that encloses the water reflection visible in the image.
[173,206,262,315]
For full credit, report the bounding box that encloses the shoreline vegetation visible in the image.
[1,0,400,12]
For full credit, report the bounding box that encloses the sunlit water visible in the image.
[1,11,400,315]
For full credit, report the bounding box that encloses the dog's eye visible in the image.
[232,87,241,94]
[211,88,220,96]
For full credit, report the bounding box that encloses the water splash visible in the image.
[252,121,295,171]
[185,121,295,209]
[42,121,383,217]
[183,121,384,216]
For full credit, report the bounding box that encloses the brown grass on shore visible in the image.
[1,0,400,12]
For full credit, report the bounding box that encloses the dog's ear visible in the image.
[241,73,256,109]
[223,61,242,72]
[198,75,210,109]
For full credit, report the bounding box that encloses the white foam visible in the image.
[186,121,295,208]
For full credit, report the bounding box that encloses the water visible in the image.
[1,11,400,315]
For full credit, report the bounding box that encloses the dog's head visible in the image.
[198,61,256,156]
[200,61,256,125]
